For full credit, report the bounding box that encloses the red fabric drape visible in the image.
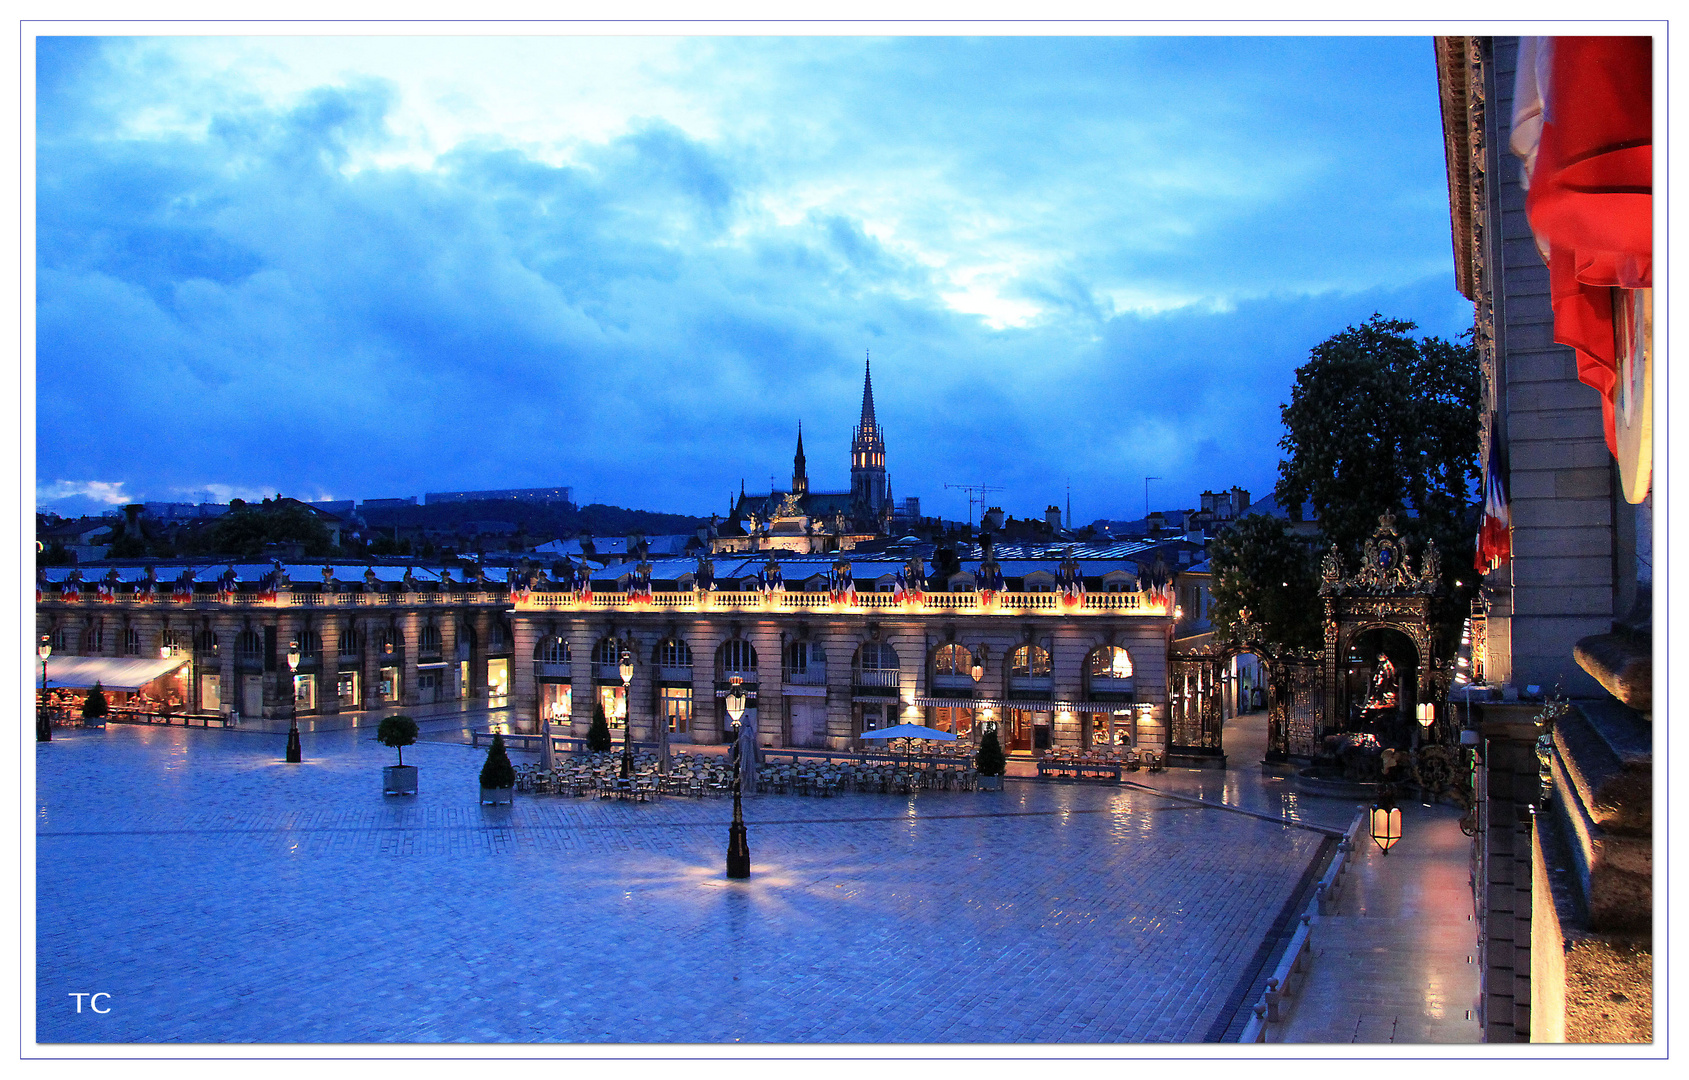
[1524,36,1652,456]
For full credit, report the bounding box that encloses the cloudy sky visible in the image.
[34,33,1472,523]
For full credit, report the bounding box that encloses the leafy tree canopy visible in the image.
[184,499,335,559]
[1207,514,1323,654]
[1275,314,1481,655]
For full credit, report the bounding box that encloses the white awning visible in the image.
[38,654,190,691]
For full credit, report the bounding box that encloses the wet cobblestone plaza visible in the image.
[36,719,1352,1045]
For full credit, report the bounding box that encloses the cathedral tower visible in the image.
[792,422,808,497]
[850,353,888,514]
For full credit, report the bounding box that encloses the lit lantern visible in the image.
[1370,794,1402,855]
[1416,702,1434,728]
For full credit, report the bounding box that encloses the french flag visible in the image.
[1475,421,1512,573]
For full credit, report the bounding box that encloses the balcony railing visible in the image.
[783,665,827,686]
[534,661,571,678]
[852,668,900,691]
[656,665,693,682]
[40,586,1158,615]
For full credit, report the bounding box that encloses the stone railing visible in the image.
[39,586,1166,617]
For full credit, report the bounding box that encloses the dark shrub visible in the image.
[587,704,612,753]
[976,730,1006,777]
[480,731,516,790]
[82,682,109,720]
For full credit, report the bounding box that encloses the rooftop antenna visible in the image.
[1066,478,1071,529]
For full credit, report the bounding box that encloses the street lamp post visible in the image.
[618,646,635,779]
[37,635,53,743]
[285,638,303,763]
[725,677,751,878]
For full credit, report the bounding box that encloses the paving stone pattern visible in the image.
[38,722,1328,1045]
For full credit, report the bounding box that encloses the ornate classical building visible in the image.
[36,545,1177,757]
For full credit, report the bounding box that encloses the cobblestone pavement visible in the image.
[36,718,1334,1045]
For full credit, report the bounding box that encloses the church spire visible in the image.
[860,351,877,430]
[792,421,808,497]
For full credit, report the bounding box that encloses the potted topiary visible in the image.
[82,681,109,728]
[480,731,516,805]
[379,714,420,795]
[975,729,1006,791]
[587,703,612,753]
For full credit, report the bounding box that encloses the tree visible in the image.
[479,731,516,790]
[1207,515,1323,654]
[975,729,1006,778]
[82,681,109,720]
[587,704,612,752]
[1276,314,1481,653]
[378,715,419,766]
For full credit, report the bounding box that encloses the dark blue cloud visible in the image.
[35,36,1475,525]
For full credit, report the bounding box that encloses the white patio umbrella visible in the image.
[859,723,957,770]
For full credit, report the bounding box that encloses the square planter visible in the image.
[383,765,418,796]
[480,786,513,806]
[978,774,1003,791]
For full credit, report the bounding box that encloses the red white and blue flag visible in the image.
[979,560,1005,606]
[173,571,195,603]
[1475,419,1513,573]
[759,561,784,597]
[216,566,239,603]
[828,561,856,606]
[97,570,118,603]
[627,562,654,604]
[61,573,82,601]
[257,568,280,603]
[1056,555,1085,610]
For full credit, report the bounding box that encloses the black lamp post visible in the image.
[618,646,635,779]
[285,638,303,763]
[725,677,751,878]
[37,635,52,743]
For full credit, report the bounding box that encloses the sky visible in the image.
[34,33,1474,524]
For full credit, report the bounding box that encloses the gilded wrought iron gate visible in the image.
[1268,658,1325,759]
[1167,656,1224,753]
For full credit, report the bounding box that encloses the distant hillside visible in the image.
[356,500,709,539]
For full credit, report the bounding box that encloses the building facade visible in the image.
[37,551,1176,758]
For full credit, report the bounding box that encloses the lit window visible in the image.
[1010,645,1051,678]
[1089,646,1134,680]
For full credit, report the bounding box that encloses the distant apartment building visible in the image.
[360,497,418,510]
[425,486,573,505]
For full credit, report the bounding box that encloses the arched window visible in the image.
[49,627,69,652]
[1089,646,1134,680]
[235,630,264,663]
[294,629,321,656]
[419,625,442,655]
[933,643,974,676]
[1010,644,1051,678]
[374,628,399,656]
[488,622,508,651]
[124,626,141,656]
[656,638,693,668]
[719,639,757,674]
[197,628,218,656]
[856,642,898,670]
[592,638,624,666]
[160,628,180,653]
[536,637,570,664]
[338,627,363,657]
[85,624,104,653]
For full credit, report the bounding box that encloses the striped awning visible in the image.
[37,654,190,691]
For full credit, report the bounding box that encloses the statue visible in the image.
[1363,652,1398,711]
